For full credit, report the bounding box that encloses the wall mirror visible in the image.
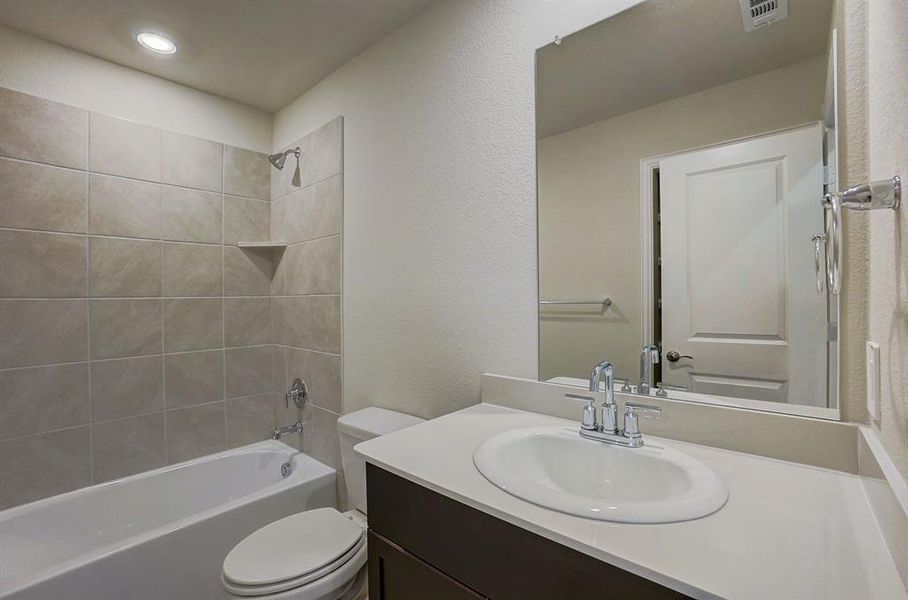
[536,0,840,419]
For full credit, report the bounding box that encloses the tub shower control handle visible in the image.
[285,378,307,409]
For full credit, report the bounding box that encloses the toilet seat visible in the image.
[223,508,366,598]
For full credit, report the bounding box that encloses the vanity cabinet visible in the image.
[366,464,689,600]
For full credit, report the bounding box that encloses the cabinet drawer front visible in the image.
[367,465,689,600]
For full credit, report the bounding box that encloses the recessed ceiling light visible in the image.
[136,32,176,55]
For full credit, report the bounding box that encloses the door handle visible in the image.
[665,350,693,362]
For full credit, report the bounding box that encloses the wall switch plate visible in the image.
[866,341,881,422]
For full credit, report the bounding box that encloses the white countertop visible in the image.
[355,403,906,600]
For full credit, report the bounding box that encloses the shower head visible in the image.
[268,147,300,170]
[268,147,302,187]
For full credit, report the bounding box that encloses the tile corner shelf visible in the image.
[236,241,288,249]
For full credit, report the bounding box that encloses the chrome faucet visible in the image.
[637,345,660,395]
[272,421,303,440]
[589,360,617,433]
[578,359,662,448]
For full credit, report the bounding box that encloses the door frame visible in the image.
[638,122,840,420]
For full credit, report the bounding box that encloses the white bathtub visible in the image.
[0,440,335,600]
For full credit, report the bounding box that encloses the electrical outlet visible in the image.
[866,341,881,421]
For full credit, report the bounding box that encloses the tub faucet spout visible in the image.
[272,421,303,440]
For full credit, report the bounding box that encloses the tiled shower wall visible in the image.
[270,118,344,496]
[0,87,279,509]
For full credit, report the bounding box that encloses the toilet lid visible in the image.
[223,508,364,587]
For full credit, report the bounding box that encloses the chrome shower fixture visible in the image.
[268,146,302,187]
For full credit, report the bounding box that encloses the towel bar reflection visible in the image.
[539,298,612,307]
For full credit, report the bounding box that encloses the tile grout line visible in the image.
[160,127,169,466]
[222,146,228,450]
[0,153,268,201]
[85,112,94,485]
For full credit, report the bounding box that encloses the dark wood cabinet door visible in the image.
[369,530,487,600]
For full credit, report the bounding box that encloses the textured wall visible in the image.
[0,26,272,153]
[0,87,277,510]
[538,56,826,383]
[836,0,870,424]
[273,0,641,419]
[867,0,908,480]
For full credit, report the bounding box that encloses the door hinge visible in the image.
[828,321,838,342]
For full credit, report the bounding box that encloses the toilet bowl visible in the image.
[222,408,424,599]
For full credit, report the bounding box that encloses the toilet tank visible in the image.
[336,407,424,514]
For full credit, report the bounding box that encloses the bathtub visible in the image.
[0,440,335,600]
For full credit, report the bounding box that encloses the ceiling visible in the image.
[0,0,435,113]
[537,0,833,138]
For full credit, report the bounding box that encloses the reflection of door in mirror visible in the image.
[657,125,827,406]
[535,0,838,417]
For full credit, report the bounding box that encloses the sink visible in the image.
[473,426,728,523]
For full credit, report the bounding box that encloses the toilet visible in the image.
[221,407,424,599]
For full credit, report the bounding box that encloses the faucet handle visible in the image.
[620,378,633,393]
[566,393,597,430]
[623,402,661,439]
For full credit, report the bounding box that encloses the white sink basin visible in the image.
[473,426,728,523]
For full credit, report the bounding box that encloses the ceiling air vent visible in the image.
[740,0,789,32]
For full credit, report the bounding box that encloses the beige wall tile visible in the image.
[164,350,224,409]
[301,404,340,470]
[0,229,87,297]
[299,295,341,354]
[92,413,165,483]
[89,174,161,239]
[0,158,87,233]
[0,299,88,368]
[283,348,341,413]
[224,297,271,347]
[285,235,341,295]
[224,146,270,200]
[89,237,160,297]
[162,243,222,296]
[224,246,272,296]
[279,176,343,243]
[162,131,223,192]
[270,196,287,242]
[89,299,162,359]
[163,298,223,352]
[225,346,274,399]
[307,351,342,414]
[166,402,226,463]
[272,345,288,392]
[0,363,90,440]
[285,347,311,390]
[224,195,270,244]
[227,393,275,449]
[161,186,222,244]
[90,113,162,182]
[271,118,342,200]
[90,356,163,421]
[0,88,88,169]
[0,426,90,509]
[271,297,289,346]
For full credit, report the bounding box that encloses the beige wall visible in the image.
[0,26,271,153]
[537,56,827,381]
[0,87,278,510]
[866,0,908,480]
[273,0,641,419]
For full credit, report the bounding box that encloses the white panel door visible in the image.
[659,124,827,405]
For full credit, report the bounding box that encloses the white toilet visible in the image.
[221,407,424,600]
